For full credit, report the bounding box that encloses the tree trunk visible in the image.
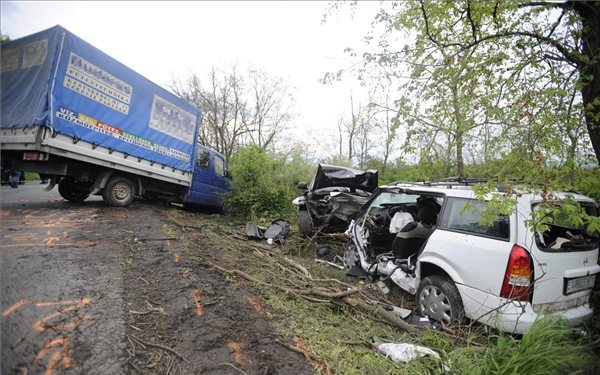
[573,2,600,163]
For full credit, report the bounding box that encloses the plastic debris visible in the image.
[367,299,411,319]
[245,219,290,244]
[377,342,440,363]
[376,280,390,294]
[375,340,450,372]
[263,219,290,243]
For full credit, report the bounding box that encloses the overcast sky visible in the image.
[1,1,380,146]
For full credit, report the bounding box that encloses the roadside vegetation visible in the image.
[169,209,600,375]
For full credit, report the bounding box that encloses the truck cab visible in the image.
[185,144,232,212]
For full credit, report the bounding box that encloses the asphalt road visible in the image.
[1,182,127,374]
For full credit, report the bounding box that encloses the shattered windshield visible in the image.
[368,191,418,211]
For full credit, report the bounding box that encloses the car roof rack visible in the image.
[421,177,487,188]
[388,181,422,186]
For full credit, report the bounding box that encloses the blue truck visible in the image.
[1,25,231,210]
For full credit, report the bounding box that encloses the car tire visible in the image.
[297,209,313,236]
[416,275,464,326]
[102,175,135,207]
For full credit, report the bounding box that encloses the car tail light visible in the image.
[501,244,533,302]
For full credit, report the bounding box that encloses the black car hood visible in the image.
[309,164,378,193]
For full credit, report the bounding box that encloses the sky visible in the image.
[1,1,380,151]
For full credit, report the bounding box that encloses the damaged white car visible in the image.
[344,179,599,334]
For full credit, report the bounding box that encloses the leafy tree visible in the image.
[369,1,598,168]
[324,1,599,189]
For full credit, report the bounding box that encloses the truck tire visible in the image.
[102,176,135,207]
[297,209,313,236]
[220,200,232,215]
[58,178,89,202]
[416,275,465,326]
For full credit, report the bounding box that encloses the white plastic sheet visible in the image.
[376,342,449,371]
[377,342,441,363]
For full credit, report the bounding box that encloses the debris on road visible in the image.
[245,219,291,244]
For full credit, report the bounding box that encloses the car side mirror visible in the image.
[297,182,308,190]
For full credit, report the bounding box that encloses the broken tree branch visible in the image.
[212,263,419,333]
[128,334,186,362]
[343,297,418,333]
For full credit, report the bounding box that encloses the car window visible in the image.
[214,155,225,176]
[440,197,510,240]
[533,201,599,251]
[371,191,417,207]
[197,149,210,169]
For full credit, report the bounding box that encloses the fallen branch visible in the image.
[214,264,359,299]
[314,258,345,270]
[301,227,323,251]
[283,256,312,278]
[343,297,419,333]
[128,306,167,315]
[276,338,332,375]
[213,263,421,333]
[128,334,186,362]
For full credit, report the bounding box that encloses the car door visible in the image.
[185,145,231,209]
[420,196,515,295]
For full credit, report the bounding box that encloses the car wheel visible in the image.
[297,209,313,236]
[416,275,464,326]
[102,175,135,207]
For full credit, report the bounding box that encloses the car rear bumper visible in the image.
[457,284,593,334]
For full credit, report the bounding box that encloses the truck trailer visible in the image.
[1,25,231,210]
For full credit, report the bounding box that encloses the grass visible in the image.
[169,210,600,375]
[453,317,599,375]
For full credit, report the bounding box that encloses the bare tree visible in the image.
[169,64,294,161]
[244,68,294,150]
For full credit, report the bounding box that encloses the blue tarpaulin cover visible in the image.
[1,25,200,172]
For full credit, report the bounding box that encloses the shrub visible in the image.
[227,145,312,220]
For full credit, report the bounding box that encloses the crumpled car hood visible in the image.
[310,164,378,193]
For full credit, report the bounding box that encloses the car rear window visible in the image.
[440,197,510,240]
[534,201,599,252]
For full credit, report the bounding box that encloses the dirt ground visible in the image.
[0,193,316,375]
[119,204,316,375]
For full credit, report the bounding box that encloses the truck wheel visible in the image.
[58,178,89,202]
[220,200,232,215]
[416,275,464,326]
[297,209,313,236]
[102,176,135,207]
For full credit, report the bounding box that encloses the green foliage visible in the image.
[329,0,599,184]
[526,195,600,235]
[457,317,599,375]
[227,145,313,221]
[575,167,600,201]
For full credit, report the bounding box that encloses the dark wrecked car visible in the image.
[292,164,378,236]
